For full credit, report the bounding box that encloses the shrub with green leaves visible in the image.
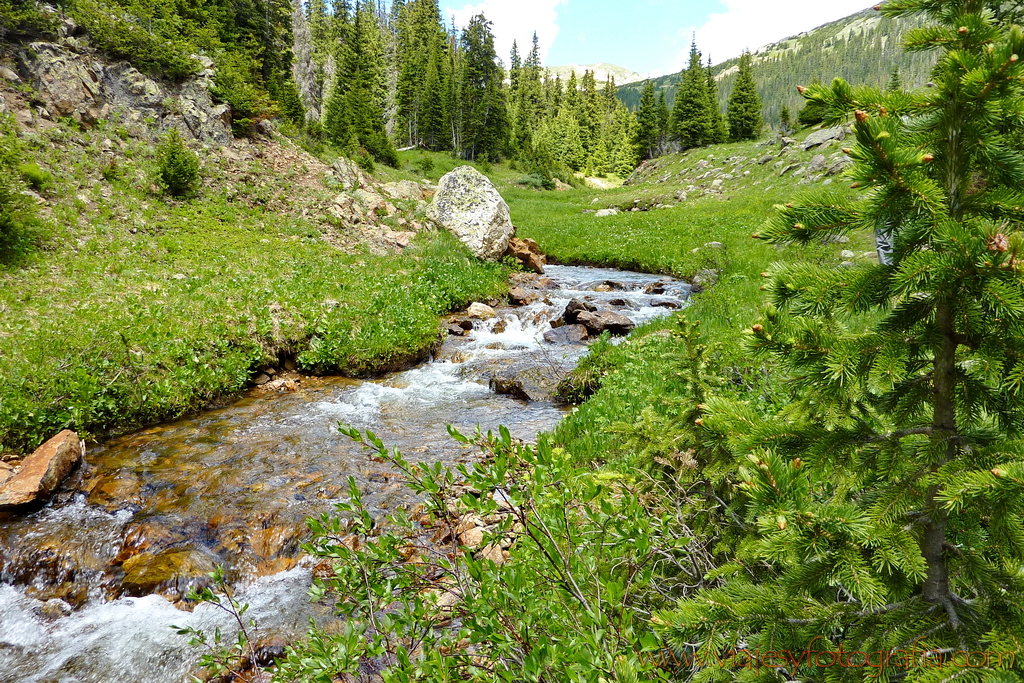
[270,425,703,683]
[18,162,53,193]
[156,129,201,198]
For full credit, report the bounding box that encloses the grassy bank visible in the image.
[0,121,508,454]
[502,136,872,468]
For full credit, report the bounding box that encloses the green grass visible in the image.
[0,122,508,454]
[497,136,877,468]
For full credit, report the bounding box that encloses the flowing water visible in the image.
[0,265,689,683]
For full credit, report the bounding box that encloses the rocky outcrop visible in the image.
[428,166,516,261]
[15,42,231,143]
[0,430,83,510]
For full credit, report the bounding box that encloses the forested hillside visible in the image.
[618,8,937,126]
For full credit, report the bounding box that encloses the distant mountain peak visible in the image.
[545,63,643,86]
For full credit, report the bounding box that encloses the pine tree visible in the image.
[655,90,670,140]
[887,63,903,92]
[323,2,398,166]
[726,50,763,141]
[656,2,1024,676]
[707,57,729,144]
[634,80,660,160]
[779,104,792,134]
[671,40,715,148]
[457,13,507,160]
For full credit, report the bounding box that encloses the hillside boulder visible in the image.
[802,127,845,150]
[0,430,83,510]
[331,157,370,191]
[428,166,515,261]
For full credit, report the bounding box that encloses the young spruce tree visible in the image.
[672,40,716,149]
[635,80,660,160]
[656,1,1024,680]
[727,50,763,141]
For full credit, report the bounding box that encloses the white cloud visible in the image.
[692,0,874,66]
[445,0,567,65]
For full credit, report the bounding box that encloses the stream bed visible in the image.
[0,265,689,683]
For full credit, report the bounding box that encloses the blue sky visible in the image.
[443,0,875,77]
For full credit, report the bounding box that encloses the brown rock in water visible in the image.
[576,310,636,336]
[543,324,588,344]
[0,430,82,510]
[562,298,598,325]
[508,286,533,306]
[0,461,15,488]
[489,374,531,401]
[121,547,218,597]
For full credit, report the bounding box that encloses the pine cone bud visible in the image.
[842,148,853,155]
[988,233,1010,252]
[751,233,760,239]
[792,458,802,469]
[794,222,805,229]
[786,202,794,208]
[855,110,869,123]
[696,404,707,410]
[922,154,935,162]
[752,324,764,333]
[873,4,882,9]
[694,418,704,426]
[1012,54,1020,63]
[959,26,969,34]
[797,85,807,94]
[879,106,889,117]
[760,285,767,291]
[777,516,787,530]
[760,272,770,278]
[851,182,862,188]
[991,468,1006,478]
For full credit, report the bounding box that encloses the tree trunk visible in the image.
[922,299,957,604]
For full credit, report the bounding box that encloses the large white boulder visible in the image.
[428,166,515,261]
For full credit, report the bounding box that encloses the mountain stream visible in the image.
[0,265,690,682]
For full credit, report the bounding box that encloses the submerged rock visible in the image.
[428,166,515,261]
[489,372,531,401]
[121,547,218,597]
[0,430,82,510]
